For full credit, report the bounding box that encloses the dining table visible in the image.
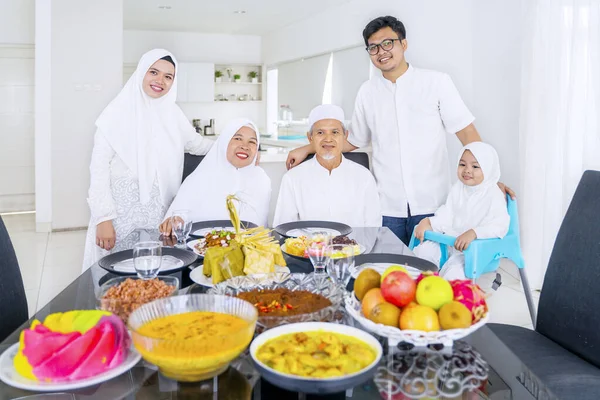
[0,227,543,400]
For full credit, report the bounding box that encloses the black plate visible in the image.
[189,220,257,238]
[354,253,438,272]
[274,221,352,238]
[98,247,197,276]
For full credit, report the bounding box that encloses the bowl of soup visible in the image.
[128,294,257,382]
[250,322,382,394]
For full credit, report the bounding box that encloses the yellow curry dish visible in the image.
[131,310,256,381]
[256,331,377,378]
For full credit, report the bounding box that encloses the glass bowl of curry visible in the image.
[128,294,257,382]
[208,273,345,332]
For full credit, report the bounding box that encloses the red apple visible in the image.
[380,271,416,307]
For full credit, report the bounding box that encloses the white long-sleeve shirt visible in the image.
[349,65,475,218]
[273,156,382,228]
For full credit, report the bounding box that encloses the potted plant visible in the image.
[234,74,241,83]
[214,70,223,83]
[248,71,259,83]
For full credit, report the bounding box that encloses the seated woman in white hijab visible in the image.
[413,142,510,280]
[273,104,382,228]
[82,49,212,272]
[160,118,271,232]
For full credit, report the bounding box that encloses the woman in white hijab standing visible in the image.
[413,142,510,280]
[82,49,212,272]
[160,118,271,232]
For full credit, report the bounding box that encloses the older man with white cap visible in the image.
[273,104,382,227]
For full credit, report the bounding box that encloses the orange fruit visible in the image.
[399,304,440,332]
[361,288,385,317]
[368,302,401,327]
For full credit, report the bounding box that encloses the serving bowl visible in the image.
[96,276,179,322]
[208,273,344,333]
[250,322,382,394]
[128,294,257,381]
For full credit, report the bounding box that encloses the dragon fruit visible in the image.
[415,270,439,285]
[450,280,488,323]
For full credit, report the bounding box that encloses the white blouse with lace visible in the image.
[82,129,211,271]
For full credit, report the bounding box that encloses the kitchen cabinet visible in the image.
[176,62,215,103]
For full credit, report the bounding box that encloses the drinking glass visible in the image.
[133,241,162,280]
[171,210,192,248]
[306,231,332,274]
[326,244,355,287]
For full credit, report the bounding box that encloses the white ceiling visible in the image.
[123,0,353,35]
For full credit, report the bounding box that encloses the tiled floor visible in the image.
[3,213,539,328]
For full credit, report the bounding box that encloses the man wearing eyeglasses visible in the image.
[286,15,514,245]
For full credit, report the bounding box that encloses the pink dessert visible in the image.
[14,310,130,382]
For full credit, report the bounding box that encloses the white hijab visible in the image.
[432,142,506,236]
[165,118,271,226]
[96,48,196,205]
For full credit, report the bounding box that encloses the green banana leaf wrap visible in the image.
[203,195,286,283]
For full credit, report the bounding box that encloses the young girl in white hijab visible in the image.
[82,49,212,271]
[160,118,271,232]
[413,142,510,280]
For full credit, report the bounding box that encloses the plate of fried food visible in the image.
[187,229,237,257]
[281,235,366,261]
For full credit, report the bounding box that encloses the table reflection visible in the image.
[374,341,489,399]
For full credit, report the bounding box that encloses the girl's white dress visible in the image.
[414,142,510,280]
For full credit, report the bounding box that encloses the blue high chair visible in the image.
[408,194,537,326]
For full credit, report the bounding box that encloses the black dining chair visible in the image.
[0,216,29,342]
[182,153,205,182]
[484,170,600,399]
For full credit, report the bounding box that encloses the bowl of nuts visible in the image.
[96,276,179,322]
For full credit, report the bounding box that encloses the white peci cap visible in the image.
[308,104,346,127]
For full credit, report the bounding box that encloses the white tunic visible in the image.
[82,129,211,271]
[273,156,382,227]
[349,64,475,218]
[82,49,213,272]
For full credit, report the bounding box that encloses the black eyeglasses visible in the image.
[366,38,402,55]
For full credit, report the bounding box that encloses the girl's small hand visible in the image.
[414,218,432,241]
[454,229,477,251]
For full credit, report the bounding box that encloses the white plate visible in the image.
[112,255,184,274]
[0,342,141,392]
[350,262,422,280]
[187,238,207,257]
[192,227,230,237]
[190,265,291,287]
[281,243,367,259]
[286,228,341,238]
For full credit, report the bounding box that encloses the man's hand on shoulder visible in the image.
[286,146,311,170]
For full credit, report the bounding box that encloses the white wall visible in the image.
[0,0,35,213]
[123,30,262,64]
[263,0,521,190]
[0,0,34,45]
[35,0,124,230]
[124,30,265,133]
